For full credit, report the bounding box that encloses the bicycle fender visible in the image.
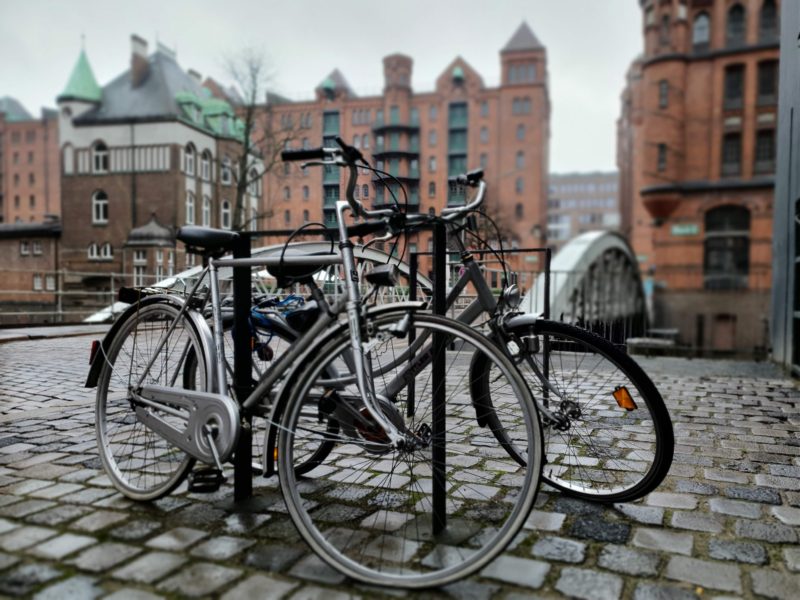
[261,301,427,477]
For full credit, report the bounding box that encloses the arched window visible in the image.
[283,186,291,200]
[515,203,524,219]
[692,12,711,50]
[516,124,526,141]
[221,200,231,230]
[303,210,310,223]
[429,181,436,198]
[353,135,361,149]
[660,15,671,46]
[92,142,109,174]
[184,144,196,175]
[92,191,108,224]
[101,243,113,260]
[284,210,291,225]
[480,127,489,143]
[248,169,260,196]
[202,195,211,226]
[201,150,212,181]
[185,191,195,225]
[704,205,750,289]
[362,134,370,149]
[727,4,746,47]
[759,0,778,42]
[303,185,310,200]
[515,177,523,194]
[362,184,369,198]
[659,80,669,108]
[221,156,232,185]
[516,151,525,170]
[87,243,99,260]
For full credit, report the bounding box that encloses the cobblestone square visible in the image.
[1,333,799,598]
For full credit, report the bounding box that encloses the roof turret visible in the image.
[502,22,544,53]
[58,49,102,103]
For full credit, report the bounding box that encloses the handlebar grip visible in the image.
[449,169,484,187]
[281,148,327,162]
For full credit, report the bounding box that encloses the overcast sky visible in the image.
[0,0,642,173]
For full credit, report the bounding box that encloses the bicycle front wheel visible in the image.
[96,300,209,501]
[474,319,673,503]
[278,311,542,588]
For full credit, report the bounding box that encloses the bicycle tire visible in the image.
[95,300,207,501]
[278,310,543,588]
[472,319,673,503]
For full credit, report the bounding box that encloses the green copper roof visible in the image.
[59,50,102,103]
[452,66,465,80]
[321,77,336,91]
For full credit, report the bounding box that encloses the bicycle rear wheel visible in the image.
[474,319,673,503]
[95,300,208,500]
[278,311,542,588]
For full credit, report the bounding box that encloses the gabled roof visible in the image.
[0,97,33,122]
[316,69,356,97]
[126,214,174,247]
[59,49,102,103]
[502,22,544,53]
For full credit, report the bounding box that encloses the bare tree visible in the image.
[224,48,300,231]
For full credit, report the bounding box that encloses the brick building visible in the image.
[0,97,60,224]
[261,22,550,285]
[547,172,620,253]
[57,35,258,301]
[618,0,779,354]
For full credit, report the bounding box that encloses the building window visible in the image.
[724,64,744,109]
[221,200,231,229]
[184,144,196,175]
[362,184,369,199]
[657,143,667,172]
[516,151,525,170]
[704,205,750,290]
[88,243,99,260]
[92,142,109,173]
[201,150,211,181]
[516,124,526,141]
[754,129,776,174]
[515,203,523,219]
[362,134,370,149]
[759,0,778,42]
[32,241,42,255]
[185,191,195,224]
[202,195,211,226]
[512,97,532,115]
[302,185,310,200]
[20,241,29,256]
[722,132,742,176]
[480,101,489,117]
[353,134,361,149]
[758,60,778,105]
[284,210,291,225]
[221,156,232,184]
[515,177,523,194]
[283,186,291,201]
[101,243,113,260]
[428,182,436,198]
[726,4,746,48]
[248,169,260,196]
[429,156,437,172]
[28,173,34,185]
[303,209,309,223]
[429,105,438,121]
[29,195,35,208]
[480,127,489,144]
[480,153,488,169]
[692,12,711,51]
[92,191,109,224]
[45,274,55,291]
[658,80,669,109]
[33,273,42,291]
[27,151,33,164]
[660,15,670,46]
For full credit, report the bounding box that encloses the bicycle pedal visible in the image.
[187,468,226,493]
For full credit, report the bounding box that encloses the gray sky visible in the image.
[0,0,642,173]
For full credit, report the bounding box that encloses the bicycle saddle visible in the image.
[177,226,240,254]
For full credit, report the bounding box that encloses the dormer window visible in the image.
[92,142,109,174]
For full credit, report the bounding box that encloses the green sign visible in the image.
[671,223,699,236]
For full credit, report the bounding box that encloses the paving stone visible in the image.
[633,583,699,600]
[613,503,665,525]
[0,550,20,570]
[569,515,631,543]
[244,543,306,572]
[555,567,623,600]
[0,517,17,534]
[109,519,162,540]
[223,512,271,534]
[523,510,565,532]
[771,505,800,525]
[783,547,800,572]
[531,536,585,563]
[755,474,800,490]
[290,587,363,600]
[0,563,62,596]
[480,555,549,588]
[190,535,255,560]
[751,569,800,600]
[70,541,142,572]
[25,504,91,526]
[665,556,741,593]
[104,590,164,600]
[0,525,57,551]
[734,519,798,543]
[670,511,723,533]
[288,554,346,585]
[724,486,781,505]
[220,574,298,600]
[32,575,102,600]
[174,502,227,527]
[71,509,127,532]
[674,480,718,495]
[598,544,660,576]
[632,527,693,555]
[112,551,187,583]
[646,492,698,509]
[708,497,762,519]
[146,527,208,550]
[0,499,56,518]
[31,533,96,559]
[552,496,604,516]
[158,562,242,597]
[707,539,767,565]
[703,468,749,484]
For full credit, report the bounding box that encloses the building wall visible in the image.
[623,0,779,353]
[0,226,60,323]
[0,110,60,224]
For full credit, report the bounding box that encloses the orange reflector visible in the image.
[273,448,278,461]
[613,386,637,410]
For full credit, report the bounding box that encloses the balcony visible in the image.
[372,145,419,159]
[372,122,420,135]
[323,166,340,184]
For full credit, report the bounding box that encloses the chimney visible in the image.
[188,69,202,85]
[131,34,149,88]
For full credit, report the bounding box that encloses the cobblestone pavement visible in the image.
[1,334,799,599]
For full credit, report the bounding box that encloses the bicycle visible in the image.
[87,137,544,588]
